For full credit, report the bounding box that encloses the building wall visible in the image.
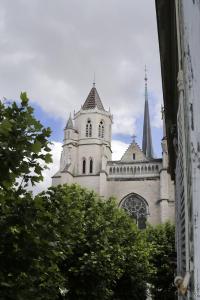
[155,0,200,298]
[74,108,112,146]
[106,179,161,225]
[75,175,100,194]
[180,1,200,298]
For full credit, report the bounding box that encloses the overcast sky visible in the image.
[0,0,163,192]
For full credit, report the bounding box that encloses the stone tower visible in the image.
[52,83,113,192]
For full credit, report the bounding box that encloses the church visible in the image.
[52,75,175,228]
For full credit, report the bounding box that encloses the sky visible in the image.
[0,0,163,192]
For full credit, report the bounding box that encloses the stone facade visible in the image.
[52,82,175,227]
[155,0,200,298]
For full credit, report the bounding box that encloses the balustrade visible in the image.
[108,163,160,177]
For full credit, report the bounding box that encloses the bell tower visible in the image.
[74,82,112,176]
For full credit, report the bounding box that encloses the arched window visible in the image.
[120,194,149,229]
[82,158,86,174]
[86,120,92,137]
[98,120,104,138]
[89,158,93,174]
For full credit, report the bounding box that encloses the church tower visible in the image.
[52,77,174,226]
[52,82,113,192]
[73,82,112,176]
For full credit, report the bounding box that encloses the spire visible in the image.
[142,66,154,159]
[82,83,105,111]
[65,113,74,129]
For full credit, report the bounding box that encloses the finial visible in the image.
[93,72,96,87]
[132,134,137,143]
[144,65,148,82]
[144,65,148,102]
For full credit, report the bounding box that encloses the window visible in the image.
[89,158,93,174]
[98,120,104,138]
[82,159,86,174]
[121,194,148,229]
[133,153,135,160]
[86,120,92,137]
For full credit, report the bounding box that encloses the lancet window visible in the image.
[82,158,86,174]
[89,158,93,174]
[98,120,104,138]
[86,120,92,137]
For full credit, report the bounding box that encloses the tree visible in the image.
[0,94,63,299]
[0,184,151,300]
[146,222,177,300]
[38,184,151,300]
[0,92,52,192]
[0,95,151,299]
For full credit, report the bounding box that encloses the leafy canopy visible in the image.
[0,94,176,300]
[145,222,176,300]
[0,92,52,192]
[0,184,151,300]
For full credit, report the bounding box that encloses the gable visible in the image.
[120,142,147,162]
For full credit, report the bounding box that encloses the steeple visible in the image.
[142,67,154,159]
[82,83,105,111]
[65,113,73,129]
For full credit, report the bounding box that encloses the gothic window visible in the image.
[82,158,86,174]
[133,153,135,160]
[121,194,149,229]
[86,120,92,137]
[98,120,104,138]
[89,158,93,174]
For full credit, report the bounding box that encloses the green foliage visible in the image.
[0,190,66,300]
[0,95,176,299]
[0,93,52,192]
[0,184,151,300]
[145,222,177,300]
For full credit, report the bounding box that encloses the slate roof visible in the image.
[142,77,154,159]
[82,86,105,111]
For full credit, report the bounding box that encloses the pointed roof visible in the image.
[142,68,154,159]
[121,141,147,162]
[65,114,73,129]
[82,83,105,111]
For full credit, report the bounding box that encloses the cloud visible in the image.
[0,0,163,135]
[32,141,62,195]
[112,140,129,161]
